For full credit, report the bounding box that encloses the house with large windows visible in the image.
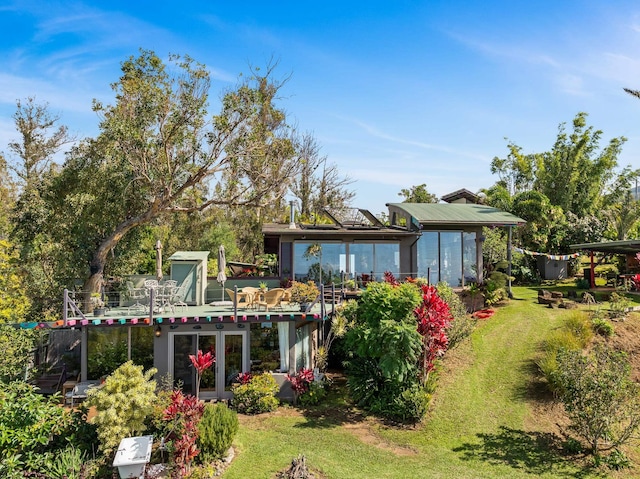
[50,190,523,401]
[263,191,525,288]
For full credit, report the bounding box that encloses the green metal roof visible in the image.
[386,203,526,226]
[570,240,640,255]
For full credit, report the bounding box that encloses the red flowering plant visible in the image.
[383,271,400,286]
[163,390,205,476]
[286,368,315,404]
[189,349,215,400]
[414,284,453,384]
[236,372,253,385]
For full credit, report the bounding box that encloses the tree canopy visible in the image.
[487,112,634,252]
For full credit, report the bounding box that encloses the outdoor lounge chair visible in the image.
[65,381,101,407]
[255,288,285,311]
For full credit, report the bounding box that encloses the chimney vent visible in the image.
[289,201,296,229]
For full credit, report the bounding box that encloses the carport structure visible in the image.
[570,239,640,288]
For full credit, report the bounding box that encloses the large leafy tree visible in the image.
[0,155,16,239]
[289,133,355,221]
[6,98,73,319]
[489,113,628,251]
[536,113,624,217]
[0,239,31,323]
[6,97,73,186]
[46,51,299,295]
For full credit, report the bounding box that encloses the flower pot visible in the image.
[94,308,106,317]
[299,303,309,312]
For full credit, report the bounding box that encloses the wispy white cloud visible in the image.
[344,116,489,161]
[445,30,561,68]
[0,72,93,112]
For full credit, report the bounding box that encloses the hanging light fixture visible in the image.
[155,325,162,337]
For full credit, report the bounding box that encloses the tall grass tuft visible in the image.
[537,311,594,394]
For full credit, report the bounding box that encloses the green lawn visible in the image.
[222,286,636,478]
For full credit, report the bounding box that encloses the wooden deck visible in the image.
[63,297,336,327]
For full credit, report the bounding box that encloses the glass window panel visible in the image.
[463,232,478,285]
[417,232,439,283]
[349,243,374,279]
[320,243,345,285]
[87,327,128,379]
[295,324,311,370]
[250,323,285,373]
[197,335,217,393]
[440,232,463,287]
[223,334,243,391]
[131,327,154,372]
[293,242,345,284]
[173,334,196,394]
[373,243,400,277]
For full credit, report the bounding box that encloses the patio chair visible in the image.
[157,280,178,311]
[255,288,285,311]
[126,281,146,313]
[225,288,251,308]
[281,287,292,305]
[241,287,260,308]
[172,285,189,312]
[65,381,100,407]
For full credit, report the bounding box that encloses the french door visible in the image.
[170,330,248,400]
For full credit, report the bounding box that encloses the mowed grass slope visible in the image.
[222,286,633,478]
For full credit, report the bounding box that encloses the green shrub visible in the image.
[554,346,640,455]
[542,330,583,354]
[575,278,589,290]
[483,278,508,306]
[437,282,476,349]
[86,361,157,455]
[231,372,279,414]
[592,318,614,337]
[0,326,37,383]
[601,448,631,470]
[197,402,239,463]
[369,384,430,424]
[187,463,220,478]
[40,445,85,479]
[393,385,431,423]
[298,380,327,407]
[609,292,630,319]
[0,381,73,472]
[538,311,594,393]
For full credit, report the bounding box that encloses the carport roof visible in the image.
[570,239,640,255]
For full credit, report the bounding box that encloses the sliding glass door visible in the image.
[170,330,248,400]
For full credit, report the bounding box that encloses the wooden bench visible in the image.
[32,365,67,395]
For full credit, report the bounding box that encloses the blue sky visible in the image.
[2,1,640,214]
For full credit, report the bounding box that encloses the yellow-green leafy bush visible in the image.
[87,361,157,455]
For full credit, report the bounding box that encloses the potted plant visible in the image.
[90,293,106,316]
[259,281,268,292]
[344,279,357,291]
[290,281,320,311]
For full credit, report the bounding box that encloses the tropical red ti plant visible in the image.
[163,389,205,476]
[414,284,452,385]
[286,368,315,404]
[189,349,215,400]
